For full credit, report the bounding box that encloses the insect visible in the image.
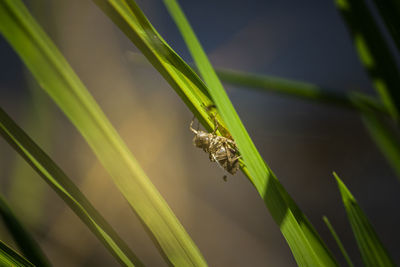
[190,116,240,177]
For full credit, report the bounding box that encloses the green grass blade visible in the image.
[163,0,337,266]
[92,0,226,136]
[0,240,34,267]
[334,173,395,267]
[372,0,400,53]
[0,195,50,267]
[323,216,354,267]
[0,107,142,267]
[0,1,206,266]
[217,68,400,180]
[335,0,400,120]
[216,68,387,115]
[350,97,400,179]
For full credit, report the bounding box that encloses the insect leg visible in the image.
[211,114,219,134]
[189,116,198,134]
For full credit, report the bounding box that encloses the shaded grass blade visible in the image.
[323,216,354,267]
[334,173,395,266]
[372,0,400,53]
[0,1,206,266]
[163,0,337,266]
[0,107,142,267]
[335,0,400,120]
[0,240,34,267]
[362,112,400,178]
[216,68,387,115]
[0,195,50,267]
[350,96,400,179]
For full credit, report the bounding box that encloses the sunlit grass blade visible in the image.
[216,68,387,115]
[163,0,337,266]
[0,1,206,266]
[372,0,400,53]
[323,216,354,267]
[0,240,34,267]
[0,108,142,267]
[0,195,50,267]
[334,172,395,266]
[335,0,400,120]
[92,0,229,137]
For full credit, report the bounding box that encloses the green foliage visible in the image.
[0,107,142,267]
[335,0,400,121]
[0,0,399,265]
[0,240,34,267]
[0,0,207,266]
[216,68,387,115]
[162,0,338,266]
[0,195,50,267]
[334,173,395,267]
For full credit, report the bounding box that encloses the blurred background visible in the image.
[1,0,399,266]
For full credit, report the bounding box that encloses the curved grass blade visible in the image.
[0,195,50,267]
[163,0,337,266]
[0,1,206,266]
[0,108,142,267]
[216,68,387,115]
[334,172,395,267]
[0,240,34,267]
[335,0,400,121]
[323,216,354,267]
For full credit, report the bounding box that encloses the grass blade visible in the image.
[334,172,395,266]
[163,0,337,266]
[335,0,400,120]
[0,195,50,267]
[349,96,400,179]
[323,216,354,267]
[0,0,206,266]
[216,68,387,115]
[217,68,400,181]
[362,112,400,179]
[92,0,227,136]
[0,107,142,267]
[0,240,34,267]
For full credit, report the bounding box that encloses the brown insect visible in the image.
[190,117,240,177]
